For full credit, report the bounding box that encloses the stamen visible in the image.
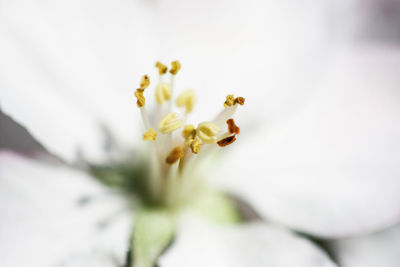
[155,82,172,104]
[235,97,245,105]
[182,124,196,140]
[216,119,241,147]
[134,89,145,107]
[217,135,237,147]
[224,94,235,107]
[214,95,245,128]
[196,122,220,144]
[155,61,168,75]
[133,60,245,205]
[140,75,150,89]
[143,128,157,141]
[169,60,181,75]
[224,94,245,107]
[227,118,240,134]
[158,112,184,134]
[134,75,151,108]
[190,137,202,154]
[176,90,196,113]
[166,146,185,164]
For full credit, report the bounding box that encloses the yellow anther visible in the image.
[176,90,196,113]
[182,124,196,140]
[155,61,168,75]
[190,137,202,154]
[155,82,172,104]
[196,122,220,144]
[166,146,185,164]
[169,60,181,75]
[134,89,145,107]
[143,128,157,141]
[224,94,235,107]
[224,94,245,107]
[158,112,183,134]
[140,75,150,89]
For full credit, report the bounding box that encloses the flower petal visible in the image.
[329,224,400,267]
[0,151,133,267]
[213,45,400,238]
[0,0,157,162]
[159,215,336,267]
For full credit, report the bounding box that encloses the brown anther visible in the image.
[140,75,150,89]
[217,135,237,147]
[155,61,168,75]
[235,97,245,105]
[134,89,145,107]
[169,60,181,75]
[166,146,185,164]
[224,94,235,107]
[227,118,240,135]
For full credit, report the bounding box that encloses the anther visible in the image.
[134,89,145,107]
[224,94,235,107]
[166,146,185,164]
[227,118,240,135]
[155,82,172,104]
[190,137,202,154]
[196,122,220,144]
[155,61,168,75]
[143,128,157,141]
[235,97,245,105]
[224,94,245,107]
[169,60,181,75]
[182,124,196,140]
[140,75,150,89]
[217,135,237,147]
[176,90,196,113]
[158,112,184,134]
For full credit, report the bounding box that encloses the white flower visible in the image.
[1,0,400,267]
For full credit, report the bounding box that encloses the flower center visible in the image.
[134,60,245,207]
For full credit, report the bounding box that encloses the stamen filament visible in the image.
[140,108,151,130]
[213,105,237,128]
[168,61,181,112]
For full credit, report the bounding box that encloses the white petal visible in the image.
[0,0,157,162]
[329,224,400,267]
[213,45,400,238]
[155,0,329,124]
[0,151,133,267]
[159,215,336,267]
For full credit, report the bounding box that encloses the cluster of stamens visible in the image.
[134,60,244,204]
